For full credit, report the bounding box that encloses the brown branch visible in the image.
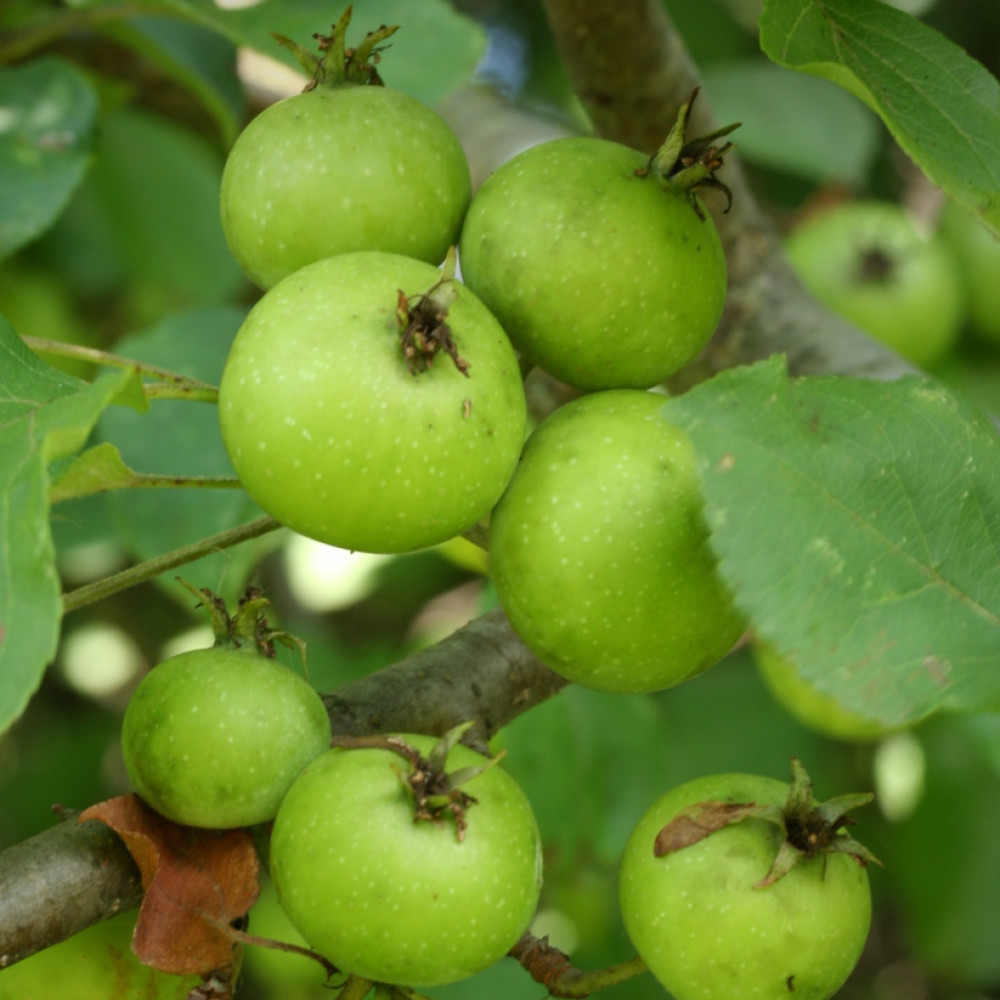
[0,610,563,966]
[0,815,143,967]
[324,608,566,748]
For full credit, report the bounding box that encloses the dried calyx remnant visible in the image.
[653,757,881,888]
[635,87,740,216]
[396,249,470,377]
[329,722,504,841]
[273,5,398,91]
[177,578,307,669]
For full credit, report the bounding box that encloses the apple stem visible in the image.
[226,924,339,981]
[509,931,649,997]
[336,974,375,999]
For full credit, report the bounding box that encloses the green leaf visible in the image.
[666,356,1000,726]
[703,58,880,184]
[0,320,140,736]
[49,441,240,502]
[101,17,245,146]
[759,0,1000,235]
[101,0,485,108]
[90,108,247,305]
[0,56,97,259]
[96,306,273,605]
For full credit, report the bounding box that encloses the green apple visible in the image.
[785,200,965,368]
[489,389,744,693]
[0,912,200,1000]
[752,640,900,743]
[619,772,872,1000]
[938,201,1000,345]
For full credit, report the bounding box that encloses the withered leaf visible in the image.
[79,794,260,976]
[653,800,757,856]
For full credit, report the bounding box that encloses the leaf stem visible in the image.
[61,515,283,615]
[23,337,219,394]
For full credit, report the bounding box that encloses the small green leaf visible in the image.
[666,356,1000,725]
[0,320,140,735]
[759,0,1000,234]
[0,57,97,259]
[49,441,137,502]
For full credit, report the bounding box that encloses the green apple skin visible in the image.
[218,251,526,554]
[752,641,899,743]
[220,86,471,290]
[938,202,1000,344]
[619,773,872,1000]
[269,736,543,987]
[122,646,332,829]
[488,389,744,693]
[0,911,200,1000]
[785,200,965,369]
[458,137,727,391]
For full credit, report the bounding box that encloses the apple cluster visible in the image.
[113,13,875,1000]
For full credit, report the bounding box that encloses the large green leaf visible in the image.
[101,17,245,146]
[0,57,97,259]
[90,108,247,305]
[759,0,1000,234]
[666,356,1000,726]
[0,320,140,736]
[703,58,880,184]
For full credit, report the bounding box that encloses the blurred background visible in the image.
[2,0,1000,997]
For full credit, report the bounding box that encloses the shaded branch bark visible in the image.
[325,608,567,747]
[0,816,143,967]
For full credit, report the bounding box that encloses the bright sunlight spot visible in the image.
[160,625,216,661]
[530,908,580,956]
[283,534,393,613]
[873,731,927,823]
[60,623,143,698]
[237,48,307,101]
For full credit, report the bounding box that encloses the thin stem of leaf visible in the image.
[61,515,282,615]
[23,337,219,393]
[142,382,220,403]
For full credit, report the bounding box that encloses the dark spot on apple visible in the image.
[858,246,896,285]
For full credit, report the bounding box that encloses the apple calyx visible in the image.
[272,6,400,92]
[175,578,308,668]
[637,87,740,214]
[329,722,505,841]
[652,757,881,888]
[396,248,470,377]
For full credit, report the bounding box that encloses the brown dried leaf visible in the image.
[79,794,260,976]
[653,800,757,856]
